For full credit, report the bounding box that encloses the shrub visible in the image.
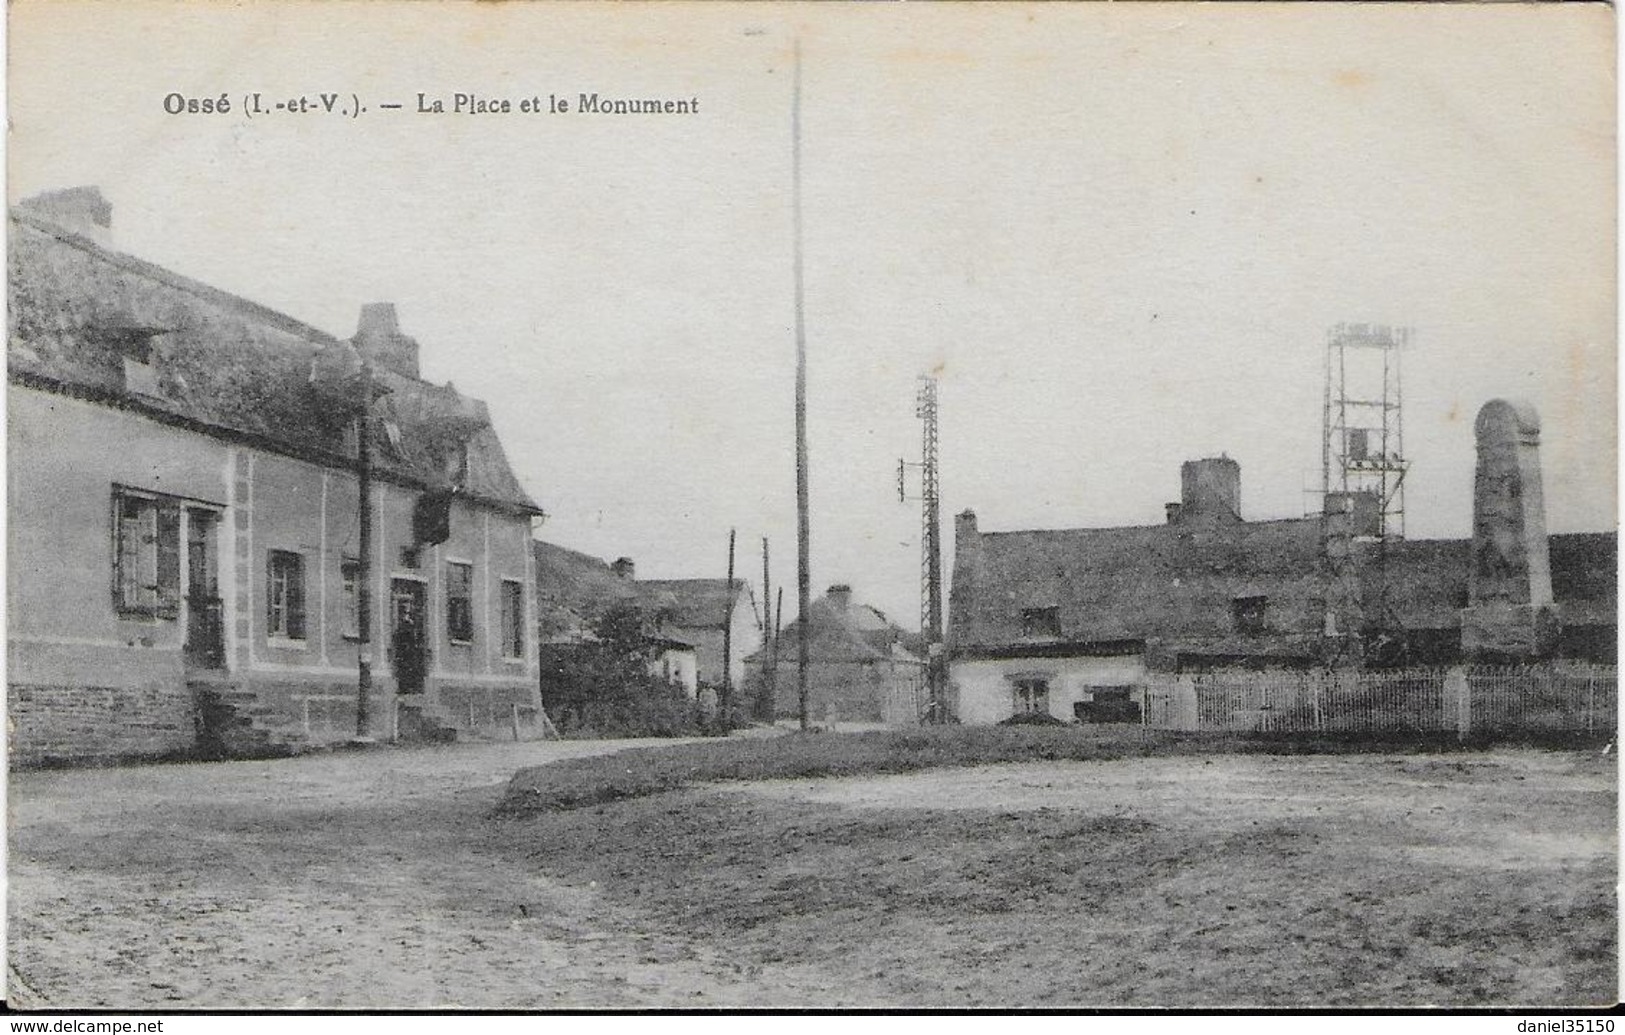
[998,711,1066,727]
[540,604,710,739]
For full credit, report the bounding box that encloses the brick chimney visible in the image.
[18,187,113,247]
[826,584,852,612]
[353,303,421,379]
[611,557,636,580]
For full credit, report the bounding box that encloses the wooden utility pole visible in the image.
[722,527,736,725]
[792,37,811,732]
[354,366,375,740]
[759,536,773,719]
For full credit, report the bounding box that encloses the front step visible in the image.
[189,682,311,760]
[395,698,459,744]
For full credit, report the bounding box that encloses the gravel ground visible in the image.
[8,736,874,1010]
[10,739,1615,1009]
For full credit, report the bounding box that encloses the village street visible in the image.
[7,735,871,1010]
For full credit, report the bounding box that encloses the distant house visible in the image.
[8,187,546,764]
[532,542,698,698]
[635,573,760,692]
[949,454,1615,726]
[748,584,926,724]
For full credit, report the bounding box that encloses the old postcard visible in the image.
[6,0,1617,1013]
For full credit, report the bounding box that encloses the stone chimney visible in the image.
[18,187,113,247]
[948,509,982,648]
[826,584,852,612]
[1180,456,1242,522]
[353,303,421,379]
[611,557,636,580]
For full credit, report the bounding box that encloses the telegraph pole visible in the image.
[354,358,375,741]
[759,536,773,719]
[792,37,811,731]
[722,527,736,725]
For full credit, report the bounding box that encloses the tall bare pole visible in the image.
[758,536,773,719]
[354,367,374,740]
[761,537,772,639]
[792,37,811,731]
[722,527,736,724]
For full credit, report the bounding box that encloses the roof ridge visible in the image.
[982,514,1321,538]
[11,208,342,348]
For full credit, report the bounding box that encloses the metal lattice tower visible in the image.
[898,374,947,719]
[1322,323,1410,539]
[916,377,943,645]
[1320,323,1411,661]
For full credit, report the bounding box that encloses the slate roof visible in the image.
[1548,532,1618,626]
[636,578,752,630]
[751,588,924,665]
[951,512,1617,657]
[951,517,1327,655]
[532,540,644,643]
[8,192,540,515]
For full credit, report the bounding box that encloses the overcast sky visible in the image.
[10,1,1616,628]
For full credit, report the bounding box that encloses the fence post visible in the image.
[511,701,521,741]
[1446,666,1470,742]
[1587,673,1596,735]
[1311,670,1323,732]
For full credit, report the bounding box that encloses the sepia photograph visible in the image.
[5,0,1618,1012]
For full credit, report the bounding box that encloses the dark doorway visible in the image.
[391,578,429,696]
[1074,686,1141,724]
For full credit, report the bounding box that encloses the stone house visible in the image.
[748,584,926,724]
[634,573,760,693]
[949,442,1615,726]
[532,541,699,699]
[9,187,546,764]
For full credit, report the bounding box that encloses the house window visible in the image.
[1012,677,1051,716]
[341,557,361,639]
[267,550,307,641]
[446,561,474,643]
[1020,606,1061,639]
[500,578,524,658]
[112,488,181,618]
[1232,595,1267,637]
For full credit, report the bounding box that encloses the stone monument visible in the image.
[1460,399,1559,658]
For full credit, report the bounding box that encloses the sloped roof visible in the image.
[8,195,540,515]
[1548,532,1617,626]
[1367,538,1470,630]
[1373,533,1617,629]
[952,517,1326,653]
[532,540,643,643]
[952,513,1616,654]
[636,578,751,629]
[752,589,923,665]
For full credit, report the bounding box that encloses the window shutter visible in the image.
[287,557,307,640]
[155,502,181,617]
[115,497,140,610]
[267,556,281,634]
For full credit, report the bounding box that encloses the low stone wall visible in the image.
[9,681,196,766]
